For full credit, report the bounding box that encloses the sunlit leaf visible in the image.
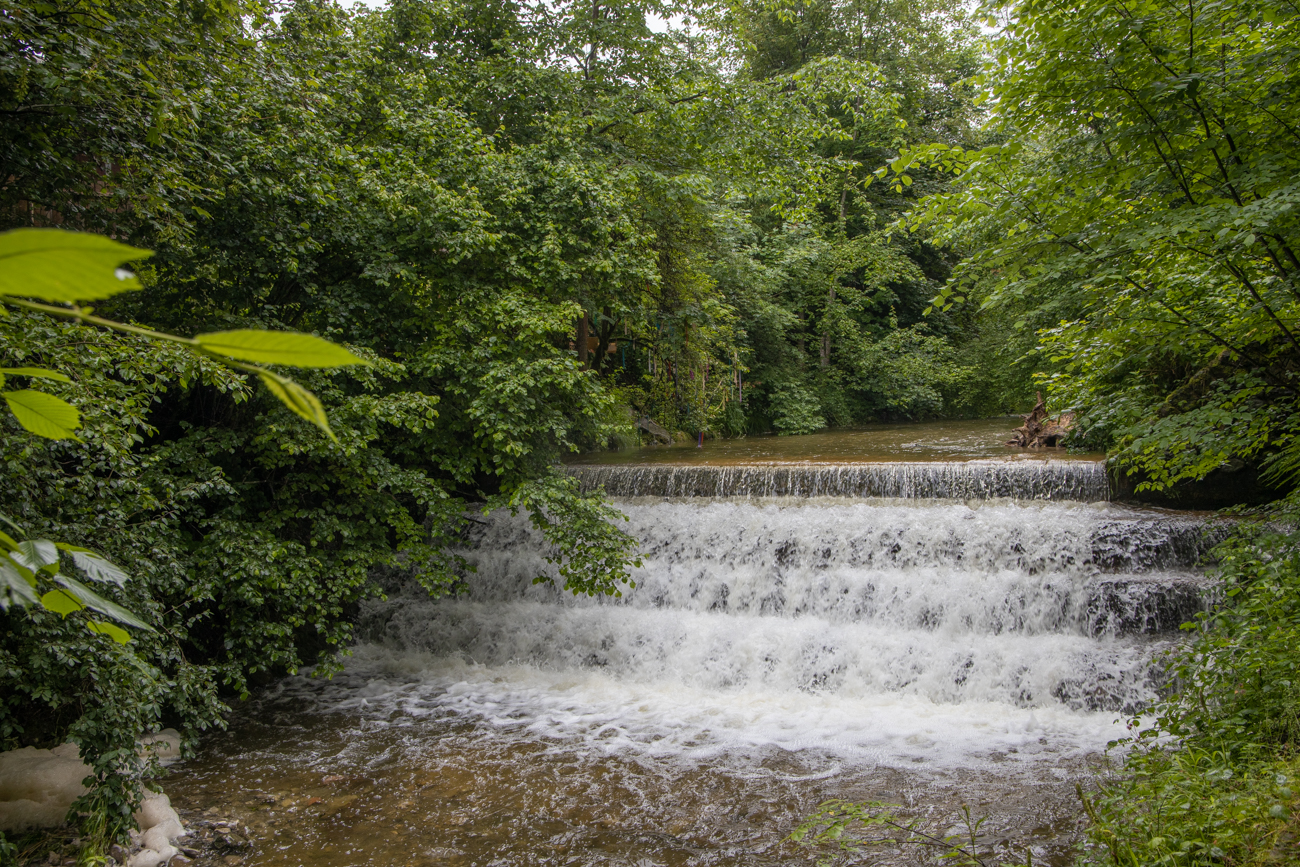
[58,544,129,586]
[86,620,132,644]
[196,330,368,368]
[257,369,337,441]
[4,389,81,439]
[41,588,84,616]
[0,229,152,302]
[0,556,39,611]
[0,367,71,382]
[14,539,59,573]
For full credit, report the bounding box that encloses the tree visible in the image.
[905,0,1300,490]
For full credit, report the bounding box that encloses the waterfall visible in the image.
[359,488,1216,767]
[566,460,1110,501]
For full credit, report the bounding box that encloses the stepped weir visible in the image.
[166,434,1221,866]
[566,459,1111,500]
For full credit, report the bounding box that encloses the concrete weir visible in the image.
[566,459,1111,501]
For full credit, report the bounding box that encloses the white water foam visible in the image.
[347,499,1202,770]
[293,645,1136,770]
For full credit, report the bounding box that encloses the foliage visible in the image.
[1077,520,1300,866]
[1080,747,1300,867]
[0,0,989,861]
[903,0,1300,486]
[888,1,1300,863]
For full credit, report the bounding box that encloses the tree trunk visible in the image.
[576,314,589,366]
[594,306,614,373]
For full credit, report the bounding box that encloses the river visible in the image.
[164,421,1216,866]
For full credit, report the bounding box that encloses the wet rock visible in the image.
[127,851,165,867]
[136,730,183,767]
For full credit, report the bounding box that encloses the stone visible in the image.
[135,793,181,832]
[0,743,91,832]
[127,851,165,867]
[135,730,183,767]
[142,827,172,852]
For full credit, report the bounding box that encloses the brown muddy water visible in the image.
[566,418,1105,466]
[162,422,1202,867]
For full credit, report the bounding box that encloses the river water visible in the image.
[165,423,1216,866]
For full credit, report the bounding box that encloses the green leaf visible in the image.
[52,573,153,631]
[0,512,24,538]
[14,539,59,573]
[0,229,152,302]
[0,556,39,611]
[57,545,129,586]
[195,330,368,368]
[0,367,71,381]
[257,369,337,441]
[0,367,71,390]
[86,620,132,644]
[4,390,81,439]
[40,588,84,616]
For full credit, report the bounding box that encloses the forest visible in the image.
[1,0,1299,864]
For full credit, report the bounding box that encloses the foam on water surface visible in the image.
[283,644,1136,771]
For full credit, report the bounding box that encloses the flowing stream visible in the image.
[165,429,1219,867]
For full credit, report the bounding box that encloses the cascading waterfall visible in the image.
[164,452,1224,867]
[360,476,1217,768]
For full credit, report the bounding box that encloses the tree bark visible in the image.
[576,314,589,366]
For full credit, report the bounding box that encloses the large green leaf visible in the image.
[14,539,59,573]
[0,555,38,611]
[257,369,337,441]
[3,389,81,439]
[41,588,85,616]
[58,544,129,586]
[0,367,71,389]
[0,229,152,302]
[53,573,153,631]
[195,330,368,368]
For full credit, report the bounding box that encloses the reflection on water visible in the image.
[568,418,1103,465]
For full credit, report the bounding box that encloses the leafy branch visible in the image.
[0,228,371,638]
[0,229,369,442]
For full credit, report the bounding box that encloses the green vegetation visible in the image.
[4,0,1300,863]
[893,0,1300,863]
[0,0,988,858]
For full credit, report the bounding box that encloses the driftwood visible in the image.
[635,415,673,444]
[1007,391,1074,447]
